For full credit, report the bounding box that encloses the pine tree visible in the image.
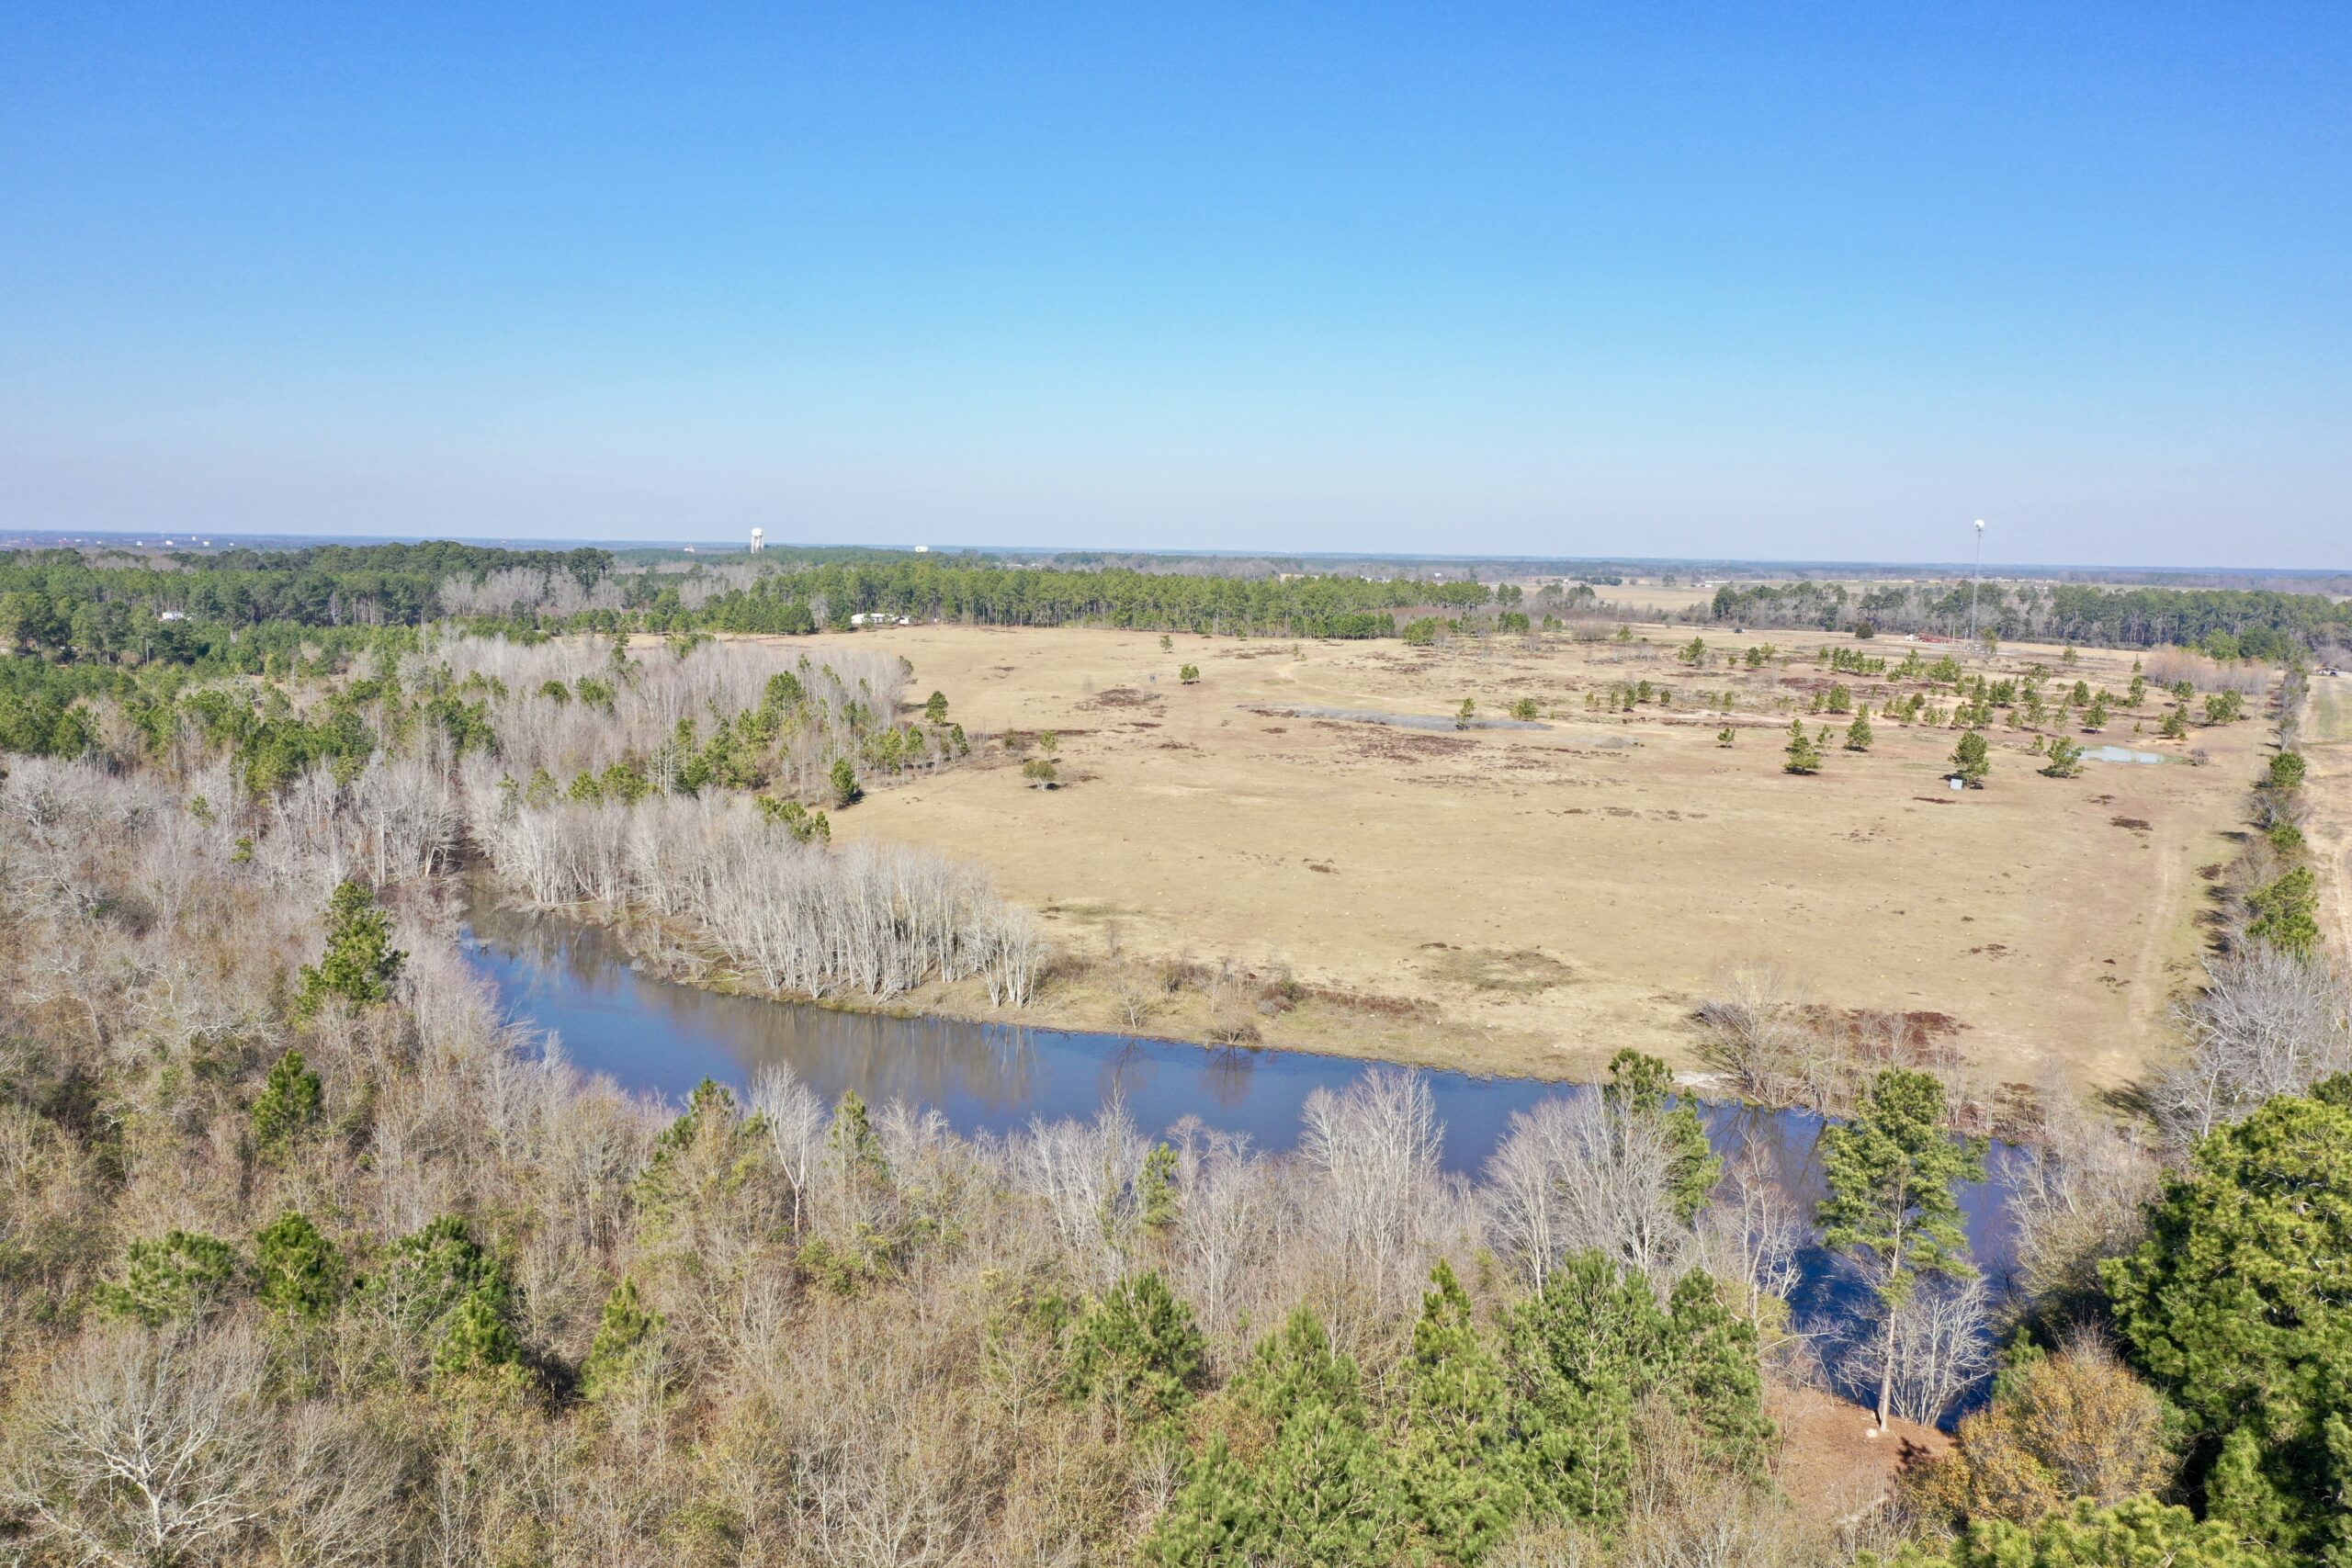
[98,1231,240,1325]
[2102,1079,2352,1562]
[1605,1048,1720,1222]
[1846,713,1874,751]
[369,1214,524,1381]
[829,757,861,807]
[1716,725,1736,747]
[1819,1068,1986,1431]
[1918,1497,2273,1567]
[1065,1270,1205,1423]
[434,1283,526,1381]
[923,690,949,724]
[1661,1272,1773,1475]
[582,1277,666,1401]
[2041,735,2084,778]
[1396,1261,1529,1564]
[1951,729,1990,787]
[1138,1143,1180,1233]
[633,1078,766,1234]
[2246,865,2322,958]
[295,880,404,1018]
[1784,717,1824,775]
[250,1047,322,1151]
[827,1089,886,1179]
[254,1211,342,1320]
[1502,1253,1656,1526]
[1147,1306,1402,1566]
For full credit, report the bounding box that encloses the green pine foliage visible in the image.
[1820,1068,1986,1429]
[1138,1143,1180,1234]
[1501,1251,1650,1525]
[1662,1271,1775,1476]
[1951,729,1990,787]
[582,1277,666,1402]
[633,1078,767,1230]
[1846,712,1874,750]
[2102,1078,2352,1564]
[2245,865,2322,958]
[1893,1496,2277,1567]
[1064,1270,1206,1422]
[1606,1048,1722,1222]
[2041,735,2085,778]
[1784,717,1824,774]
[294,880,404,1018]
[96,1230,240,1325]
[250,1046,322,1151]
[1396,1261,1529,1564]
[828,756,860,807]
[1147,1306,1405,1566]
[367,1214,526,1383]
[254,1211,343,1320]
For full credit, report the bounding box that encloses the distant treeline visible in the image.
[684,561,1487,638]
[0,543,616,649]
[1708,578,2350,658]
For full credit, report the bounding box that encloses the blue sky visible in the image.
[3,4,2346,566]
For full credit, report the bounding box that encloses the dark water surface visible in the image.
[458,897,2025,1305]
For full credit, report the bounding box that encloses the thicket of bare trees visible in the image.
[435,568,634,619]
[2149,942,2350,1149]
[464,779,1042,1005]
[417,633,911,798]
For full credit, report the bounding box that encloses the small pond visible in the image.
[2083,745,2169,764]
[459,898,2026,1348]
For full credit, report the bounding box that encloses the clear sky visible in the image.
[4,4,2346,567]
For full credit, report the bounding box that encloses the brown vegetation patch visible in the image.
[1425,946,1574,994]
[2110,816,2153,832]
[1080,685,1163,710]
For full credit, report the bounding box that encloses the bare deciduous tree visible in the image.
[2151,944,2351,1148]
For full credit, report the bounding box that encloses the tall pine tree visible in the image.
[1396,1260,1530,1563]
[1819,1068,1986,1431]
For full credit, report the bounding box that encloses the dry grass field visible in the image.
[776,621,2270,1094]
[2302,671,2352,965]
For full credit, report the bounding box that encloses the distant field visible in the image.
[2301,674,2352,965]
[2309,674,2352,744]
[776,621,2269,1095]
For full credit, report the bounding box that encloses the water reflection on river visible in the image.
[459,898,2022,1299]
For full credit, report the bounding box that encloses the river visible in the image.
[458,896,2026,1308]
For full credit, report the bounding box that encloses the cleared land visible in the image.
[2303,671,2352,965]
[786,622,2267,1093]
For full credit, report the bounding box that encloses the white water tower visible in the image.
[750,527,764,554]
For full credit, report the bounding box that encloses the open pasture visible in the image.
[794,621,2267,1092]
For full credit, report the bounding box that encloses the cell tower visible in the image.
[750,527,764,554]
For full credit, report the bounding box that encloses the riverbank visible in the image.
[450,870,1614,1083]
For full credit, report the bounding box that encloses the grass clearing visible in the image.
[763,622,2270,1092]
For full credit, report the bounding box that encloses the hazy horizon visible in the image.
[6,6,2346,569]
